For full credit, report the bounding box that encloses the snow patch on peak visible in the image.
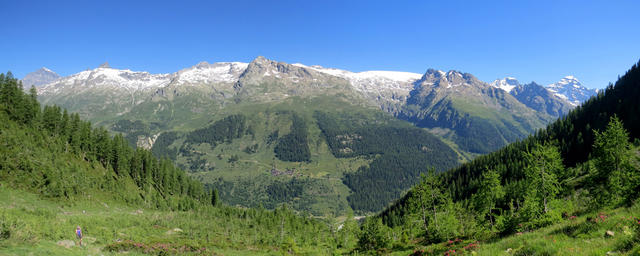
[354,71,422,82]
[39,67,173,94]
[490,77,520,93]
[546,75,596,106]
[308,66,352,77]
[308,66,421,83]
[301,65,420,102]
[175,61,249,85]
[553,75,582,87]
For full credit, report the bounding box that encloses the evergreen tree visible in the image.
[336,213,359,249]
[408,168,455,241]
[211,188,219,207]
[523,142,562,214]
[472,169,504,227]
[592,115,638,205]
[358,218,391,252]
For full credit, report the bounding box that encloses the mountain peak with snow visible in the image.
[490,77,521,93]
[174,61,248,85]
[546,75,597,106]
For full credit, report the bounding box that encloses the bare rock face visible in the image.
[397,69,553,154]
[510,82,572,116]
[233,56,353,101]
[21,67,60,88]
[136,133,160,149]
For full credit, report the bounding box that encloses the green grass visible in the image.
[395,203,640,256]
[0,185,343,255]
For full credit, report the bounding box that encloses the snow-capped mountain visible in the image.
[491,75,597,108]
[509,82,572,116]
[35,56,587,133]
[396,69,553,154]
[174,61,248,85]
[21,67,60,88]
[34,56,580,155]
[490,77,573,116]
[39,64,173,94]
[294,63,422,103]
[546,76,597,106]
[490,77,520,93]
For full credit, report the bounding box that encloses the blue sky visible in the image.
[1,0,638,88]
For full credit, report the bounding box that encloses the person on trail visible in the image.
[76,226,83,246]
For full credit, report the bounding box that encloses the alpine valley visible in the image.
[28,56,596,215]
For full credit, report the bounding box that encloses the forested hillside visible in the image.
[0,72,207,210]
[141,98,463,215]
[355,61,640,254]
[315,111,459,212]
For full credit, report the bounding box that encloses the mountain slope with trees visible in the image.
[33,57,583,216]
[0,72,348,254]
[360,60,640,254]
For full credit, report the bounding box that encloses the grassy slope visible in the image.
[388,203,640,255]
[0,186,340,255]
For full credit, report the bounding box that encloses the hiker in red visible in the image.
[76,226,83,246]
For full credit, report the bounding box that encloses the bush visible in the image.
[358,218,392,252]
[511,240,557,256]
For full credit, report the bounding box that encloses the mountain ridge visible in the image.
[34,59,596,112]
[21,67,60,88]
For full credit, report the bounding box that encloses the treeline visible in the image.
[0,72,208,210]
[274,113,311,162]
[315,111,459,213]
[365,60,640,251]
[185,114,249,146]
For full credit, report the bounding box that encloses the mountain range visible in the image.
[29,58,597,122]
[24,56,599,214]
